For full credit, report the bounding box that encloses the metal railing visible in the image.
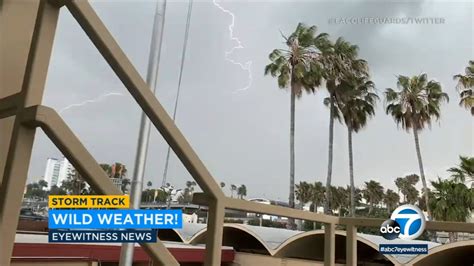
[0,1,472,266]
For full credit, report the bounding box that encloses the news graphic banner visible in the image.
[379,244,428,255]
[49,229,158,243]
[379,204,428,255]
[48,195,183,243]
[49,195,130,208]
[49,209,182,229]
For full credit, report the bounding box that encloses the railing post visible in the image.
[0,0,41,188]
[324,222,336,266]
[204,197,225,266]
[346,225,357,265]
[0,1,60,265]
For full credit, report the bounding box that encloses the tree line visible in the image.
[265,23,473,227]
[25,164,249,205]
[25,162,130,199]
[295,156,473,228]
[220,182,247,199]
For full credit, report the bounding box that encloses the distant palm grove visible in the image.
[265,23,473,228]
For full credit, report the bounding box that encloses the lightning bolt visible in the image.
[58,92,123,114]
[212,0,252,93]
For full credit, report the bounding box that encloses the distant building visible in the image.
[111,177,122,191]
[247,198,289,221]
[58,158,74,186]
[43,157,74,189]
[43,158,60,189]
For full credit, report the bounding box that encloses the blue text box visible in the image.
[48,229,157,243]
[49,209,182,229]
[379,244,428,254]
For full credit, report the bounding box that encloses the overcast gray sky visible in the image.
[29,0,473,201]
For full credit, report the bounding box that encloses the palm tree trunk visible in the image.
[413,127,432,219]
[324,95,335,214]
[348,125,355,217]
[288,82,296,228]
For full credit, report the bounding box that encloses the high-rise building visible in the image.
[43,157,74,189]
[58,157,74,187]
[43,158,60,189]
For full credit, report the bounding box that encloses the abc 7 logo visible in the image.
[380,205,426,240]
[380,219,401,240]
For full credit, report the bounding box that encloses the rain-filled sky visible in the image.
[29,0,473,201]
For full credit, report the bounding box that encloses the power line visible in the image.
[161,0,193,187]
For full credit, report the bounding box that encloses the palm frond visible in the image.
[385,73,448,131]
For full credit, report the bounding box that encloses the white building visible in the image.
[111,177,122,191]
[58,157,74,187]
[43,158,60,189]
[43,157,74,189]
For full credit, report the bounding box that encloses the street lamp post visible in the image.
[118,1,167,265]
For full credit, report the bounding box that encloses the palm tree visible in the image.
[335,75,378,216]
[265,23,328,216]
[394,177,404,200]
[38,179,48,190]
[383,189,400,213]
[242,185,247,199]
[344,185,362,214]
[329,186,348,216]
[430,177,473,242]
[61,170,87,195]
[112,163,127,179]
[230,184,237,198]
[405,186,419,204]
[395,174,419,203]
[104,162,128,193]
[418,188,432,212]
[322,38,368,214]
[385,73,449,219]
[295,181,312,208]
[448,156,473,185]
[25,182,48,200]
[296,181,312,230]
[183,181,197,203]
[309,181,326,214]
[100,163,112,177]
[453,60,474,115]
[362,180,384,215]
[296,181,326,229]
[237,185,247,199]
[49,185,66,195]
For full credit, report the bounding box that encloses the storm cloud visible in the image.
[30,0,473,201]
